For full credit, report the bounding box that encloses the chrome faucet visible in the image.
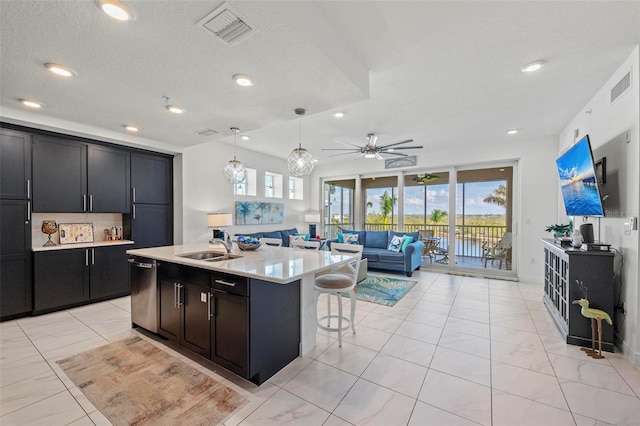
[209,237,232,253]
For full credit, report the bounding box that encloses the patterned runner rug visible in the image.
[57,336,247,425]
[346,275,417,306]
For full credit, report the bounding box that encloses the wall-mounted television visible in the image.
[556,135,604,217]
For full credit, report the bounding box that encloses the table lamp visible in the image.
[207,212,233,245]
[304,213,320,238]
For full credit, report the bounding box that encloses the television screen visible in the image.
[556,135,604,217]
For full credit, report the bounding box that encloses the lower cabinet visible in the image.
[33,245,130,314]
[156,262,300,385]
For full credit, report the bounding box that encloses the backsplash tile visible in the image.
[32,213,123,248]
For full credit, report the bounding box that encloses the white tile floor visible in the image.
[1,270,640,425]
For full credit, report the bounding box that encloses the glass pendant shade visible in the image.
[223,158,247,183]
[287,147,314,177]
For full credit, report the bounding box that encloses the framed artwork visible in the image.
[385,156,417,169]
[59,223,94,244]
[235,201,284,225]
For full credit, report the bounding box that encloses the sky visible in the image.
[327,180,508,218]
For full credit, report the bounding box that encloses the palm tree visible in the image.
[484,185,507,208]
[236,202,255,225]
[430,209,448,224]
[379,191,397,225]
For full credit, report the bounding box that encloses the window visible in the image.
[362,176,399,230]
[265,172,283,198]
[323,179,354,238]
[289,176,303,200]
[233,168,257,196]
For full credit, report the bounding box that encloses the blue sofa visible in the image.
[235,228,300,247]
[328,230,424,277]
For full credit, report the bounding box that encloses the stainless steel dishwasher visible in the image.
[129,256,158,333]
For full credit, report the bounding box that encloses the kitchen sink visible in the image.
[177,251,242,261]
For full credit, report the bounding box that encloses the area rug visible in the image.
[57,336,247,426]
[344,275,417,306]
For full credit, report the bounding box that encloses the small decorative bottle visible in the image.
[571,229,583,248]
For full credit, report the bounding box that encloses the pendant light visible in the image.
[223,127,247,184]
[287,108,314,177]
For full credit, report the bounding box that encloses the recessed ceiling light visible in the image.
[334,112,344,118]
[233,74,254,87]
[20,99,44,108]
[97,0,133,21]
[241,135,250,140]
[124,125,139,132]
[45,63,76,77]
[521,60,545,73]
[166,105,184,114]
[507,129,518,135]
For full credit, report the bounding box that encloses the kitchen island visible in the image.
[126,242,353,384]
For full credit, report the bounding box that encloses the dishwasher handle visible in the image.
[128,258,157,269]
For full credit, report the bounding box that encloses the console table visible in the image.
[542,239,615,352]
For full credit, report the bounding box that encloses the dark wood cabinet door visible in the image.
[131,204,172,248]
[87,145,130,213]
[1,255,32,319]
[90,246,130,300]
[182,282,211,358]
[211,291,248,374]
[131,153,171,204]
[34,250,89,312]
[0,200,30,255]
[32,136,87,212]
[1,129,31,200]
[158,279,180,341]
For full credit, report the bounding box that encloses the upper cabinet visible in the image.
[1,129,31,200]
[131,153,171,205]
[32,135,130,213]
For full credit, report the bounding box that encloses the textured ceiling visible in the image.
[1,1,639,161]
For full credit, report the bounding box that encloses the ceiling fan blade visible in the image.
[321,148,360,151]
[335,140,362,148]
[375,153,384,160]
[378,139,414,149]
[328,152,360,157]
[390,145,423,150]
[354,153,365,159]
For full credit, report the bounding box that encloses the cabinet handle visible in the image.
[26,179,31,199]
[132,204,136,220]
[177,283,184,308]
[83,194,87,212]
[89,195,93,211]
[85,250,89,266]
[132,187,136,203]
[91,248,95,265]
[214,279,236,287]
[27,202,31,222]
[208,292,214,320]
[173,282,178,308]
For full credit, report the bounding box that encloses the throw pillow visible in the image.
[344,234,359,245]
[401,235,414,252]
[295,233,310,241]
[337,233,344,243]
[387,235,404,252]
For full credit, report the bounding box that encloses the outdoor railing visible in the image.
[325,223,507,258]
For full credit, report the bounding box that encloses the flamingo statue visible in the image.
[572,298,612,359]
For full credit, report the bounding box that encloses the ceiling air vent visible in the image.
[611,70,631,104]
[199,4,254,45]
[196,129,218,137]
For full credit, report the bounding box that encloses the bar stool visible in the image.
[315,244,363,347]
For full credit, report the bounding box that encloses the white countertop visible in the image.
[126,243,354,284]
[32,240,134,252]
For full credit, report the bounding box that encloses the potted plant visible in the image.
[545,221,573,238]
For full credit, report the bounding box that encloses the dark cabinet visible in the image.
[131,153,171,204]
[32,136,87,213]
[543,239,615,352]
[210,289,248,375]
[87,145,130,213]
[34,250,89,312]
[90,246,130,299]
[32,136,130,213]
[158,279,181,339]
[131,204,172,248]
[1,129,31,200]
[33,245,131,314]
[0,200,32,319]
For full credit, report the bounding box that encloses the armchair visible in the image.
[483,232,512,269]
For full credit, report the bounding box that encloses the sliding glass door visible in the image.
[362,176,398,231]
[323,179,355,239]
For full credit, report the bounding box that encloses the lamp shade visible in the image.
[304,213,321,223]
[207,212,233,228]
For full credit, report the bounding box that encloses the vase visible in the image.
[571,230,583,248]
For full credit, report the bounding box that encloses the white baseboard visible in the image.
[619,339,640,367]
[517,272,542,285]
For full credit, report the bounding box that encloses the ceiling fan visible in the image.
[321,133,423,160]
